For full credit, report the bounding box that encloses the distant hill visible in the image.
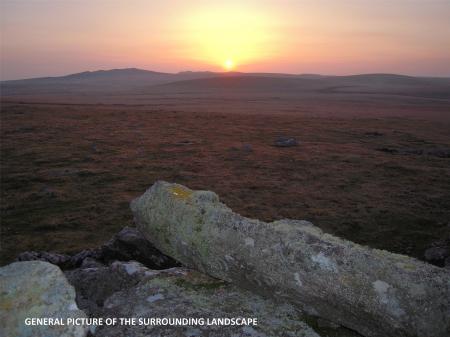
[153,73,450,99]
[1,68,450,99]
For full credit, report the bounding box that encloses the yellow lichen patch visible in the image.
[170,185,192,200]
[0,297,13,311]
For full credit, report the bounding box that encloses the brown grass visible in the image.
[1,99,449,265]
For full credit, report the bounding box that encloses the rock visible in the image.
[80,257,105,269]
[98,226,180,269]
[65,261,149,316]
[242,144,253,152]
[17,227,178,270]
[69,249,102,268]
[274,136,298,147]
[424,245,450,267]
[0,261,88,337]
[16,251,71,268]
[131,181,450,337]
[87,264,321,337]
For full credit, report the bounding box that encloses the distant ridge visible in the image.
[61,68,169,79]
[3,68,449,83]
[1,68,449,100]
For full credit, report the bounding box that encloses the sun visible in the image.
[224,59,235,71]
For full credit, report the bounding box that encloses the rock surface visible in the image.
[424,238,450,267]
[16,251,72,268]
[65,261,151,316]
[67,261,329,337]
[0,261,88,337]
[131,181,450,337]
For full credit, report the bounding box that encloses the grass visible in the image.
[1,102,449,265]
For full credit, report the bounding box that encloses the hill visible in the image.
[1,68,450,100]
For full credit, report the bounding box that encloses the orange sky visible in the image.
[1,0,450,80]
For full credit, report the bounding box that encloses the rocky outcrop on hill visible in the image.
[0,261,88,337]
[131,181,450,337]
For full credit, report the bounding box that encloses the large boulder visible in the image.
[0,261,88,337]
[131,181,450,337]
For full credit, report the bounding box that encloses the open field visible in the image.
[1,75,450,265]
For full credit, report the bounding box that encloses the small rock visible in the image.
[38,186,58,198]
[80,257,104,269]
[65,261,149,316]
[242,144,253,152]
[424,246,450,267]
[70,249,102,268]
[98,226,179,269]
[16,251,71,268]
[274,136,298,147]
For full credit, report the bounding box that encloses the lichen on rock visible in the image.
[131,181,450,337]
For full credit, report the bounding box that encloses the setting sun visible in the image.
[224,59,235,71]
[180,5,278,71]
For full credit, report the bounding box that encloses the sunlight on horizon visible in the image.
[180,5,279,71]
[224,59,235,71]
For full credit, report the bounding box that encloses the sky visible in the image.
[1,0,450,80]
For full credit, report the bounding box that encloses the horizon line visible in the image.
[2,67,450,82]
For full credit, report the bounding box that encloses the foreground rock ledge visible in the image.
[131,181,450,337]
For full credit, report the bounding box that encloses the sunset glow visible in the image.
[180,4,277,71]
[1,0,450,80]
[224,59,235,71]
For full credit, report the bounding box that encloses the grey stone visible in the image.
[92,265,321,337]
[80,257,105,269]
[0,261,88,337]
[70,249,102,268]
[98,226,179,269]
[274,137,298,147]
[65,261,147,316]
[16,250,71,268]
[131,181,450,337]
[424,246,450,267]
